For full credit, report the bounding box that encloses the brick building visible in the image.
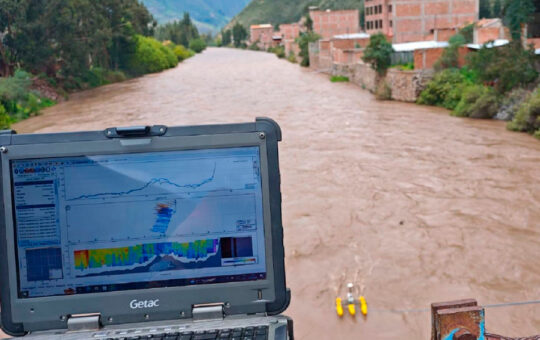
[309,8,360,39]
[279,23,304,57]
[250,24,274,50]
[474,18,509,45]
[364,0,479,43]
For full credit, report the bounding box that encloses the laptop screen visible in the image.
[10,146,267,299]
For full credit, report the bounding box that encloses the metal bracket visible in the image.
[192,303,225,322]
[67,313,101,332]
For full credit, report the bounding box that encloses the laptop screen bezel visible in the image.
[0,127,284,333]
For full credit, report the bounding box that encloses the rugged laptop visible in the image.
[0,118,292,339]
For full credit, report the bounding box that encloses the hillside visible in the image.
[230,0,364,28]
[142,0,251,34]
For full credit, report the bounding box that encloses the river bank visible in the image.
[10,47,540,339]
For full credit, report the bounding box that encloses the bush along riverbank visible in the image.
[0,2,204,129]
[417,40,540,140]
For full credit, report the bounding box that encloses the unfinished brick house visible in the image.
[309,8,360,39]
[365,0,479,43]
[250,24,274,50]
[279,23,304,57]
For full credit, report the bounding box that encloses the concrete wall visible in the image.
[386,68,434,101]
[330,61,434,102]
[333,49,364,64]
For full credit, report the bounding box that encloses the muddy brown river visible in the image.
[7,47,540,339]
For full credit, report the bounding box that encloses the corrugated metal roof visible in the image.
[466,39,509,49]
[392,41,449,52]
[333,33,370,40]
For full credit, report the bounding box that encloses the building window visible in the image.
[390,20,393,27]
[389,5,392,13]
[379,20,382,29]
[375,20,379,29]
[379,5,382,13]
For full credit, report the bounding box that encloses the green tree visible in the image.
[304,13,313,32]
[296,31,320,67]
[479,0,492,18]
[127,35,177,75]
[362,33,393,75]
[232,23,248,48]
[434,34,466,70]
[493,0,503,17]
[467,42,538,93]
[360,7,365,30]
[1,0,155,79]
[504,0,535,41]
[222,29,232,46]
[189,38,207,53]
[155,13,200,47]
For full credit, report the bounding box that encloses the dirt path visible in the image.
[9,47,540,339]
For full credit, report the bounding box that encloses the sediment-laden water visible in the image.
[9,47,540,339]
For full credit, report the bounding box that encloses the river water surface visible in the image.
[11,48,540,339]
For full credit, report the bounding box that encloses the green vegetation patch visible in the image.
[128,35,179,75]
[330,76,349,82]
[452,85,499,119]
[391,62,414,71]
[172,45,196,61]
[417,69,472,110]
[508,88,540,136]
[0,70,56,128]
[189,38,207,53]
[467,42,538,94]
[268,46,286,59]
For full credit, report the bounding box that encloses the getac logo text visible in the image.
[130,299,160,309]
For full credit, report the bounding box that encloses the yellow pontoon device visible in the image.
[335,283,368,317]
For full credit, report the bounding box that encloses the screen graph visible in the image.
[12,146,267,298]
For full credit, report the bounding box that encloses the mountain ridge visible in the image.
[229,0,364,29]
[142,0,251,34]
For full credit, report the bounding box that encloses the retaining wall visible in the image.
[330,62,434,102]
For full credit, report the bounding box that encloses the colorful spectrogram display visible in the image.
[74,239,219,271]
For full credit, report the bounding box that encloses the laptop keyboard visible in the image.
[105,326,269,340]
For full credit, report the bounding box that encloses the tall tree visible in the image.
[155,13,199,47]
[479,0,492,18]
[362,33,393,75]
[232,23,247,48]
[1,0,155,78]
[493,0,503,18]
[504,0,535,41]
[221,29,232,46]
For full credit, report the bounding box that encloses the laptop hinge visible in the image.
[192,303,225,322]
[67,313,101,332]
